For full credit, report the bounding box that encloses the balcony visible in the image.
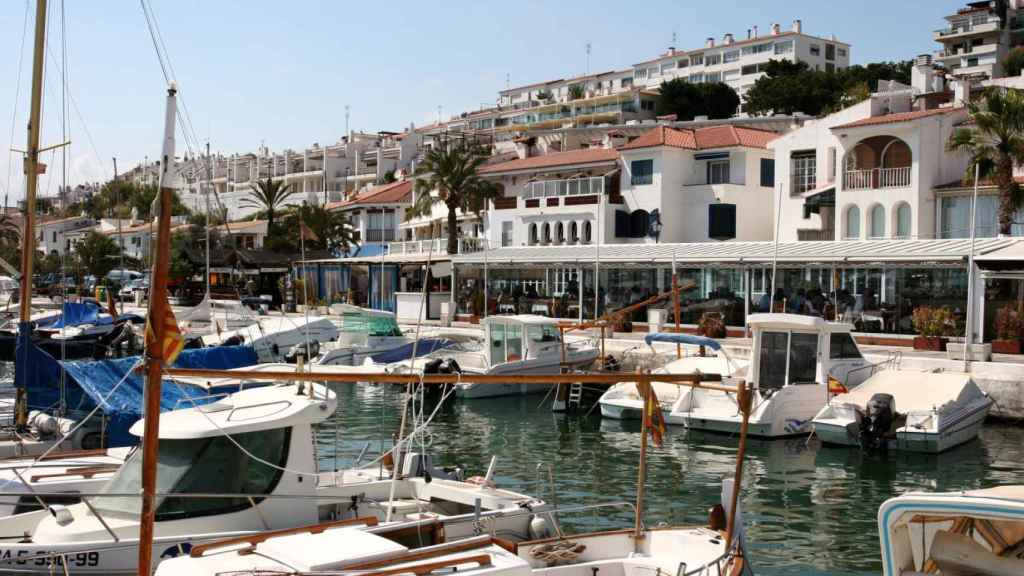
[843,167,911,190]
[797,228,835,241]
[934,17,1001,40]
[526,176,605,199]
[364,229,397,243]
[387,237,487,255]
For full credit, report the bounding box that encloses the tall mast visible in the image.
[15,0,49,428]
[136,83,178,576]
[205,141,211,302]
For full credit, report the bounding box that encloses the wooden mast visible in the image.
[136,83,178,576]
[15,0,49,429]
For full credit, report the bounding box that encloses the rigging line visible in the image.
[5,0,31,206]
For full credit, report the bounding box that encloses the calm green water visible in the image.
[315,384,1024,576]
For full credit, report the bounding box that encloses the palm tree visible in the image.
[241,177,297,233]
[283,203,360,255]
[408,138,498,254]
[948,87,1024,236]
[0,212,20,247]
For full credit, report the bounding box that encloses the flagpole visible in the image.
[963,163,980,373]
[633,370,648,543]
[672,251,680,359]
[300,204,312,362]
[768,183,782,313]
[137,83,178,576]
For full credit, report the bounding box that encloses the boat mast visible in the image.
[136,83,178,576]
[15,0,49,429]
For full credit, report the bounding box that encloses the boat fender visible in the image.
[528,516,552,540]
[708,503,726,531]
[28,411,58,436]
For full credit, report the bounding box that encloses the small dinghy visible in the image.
[878,486,1024,575]
[812,370,993,453]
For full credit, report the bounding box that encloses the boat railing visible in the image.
[843,350,903,386]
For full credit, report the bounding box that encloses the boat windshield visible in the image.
[342,311,402,337]
[92,428,290,521]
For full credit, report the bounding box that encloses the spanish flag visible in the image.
[827,375,848,395]
[145,294,185,366]
[636,380,667,447]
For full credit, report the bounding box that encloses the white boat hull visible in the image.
[669,383,827,438]
[454,350,598,400]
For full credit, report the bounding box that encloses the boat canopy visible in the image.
[24,342,258,446]
[747,313,853,333]
[35,301,112,329]
[368,338,454,364]
[644,332,722,351]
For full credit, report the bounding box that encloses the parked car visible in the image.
[119,278,150,301]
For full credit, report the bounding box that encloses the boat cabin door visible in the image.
[751,327,823,392]
[486,319,524,366]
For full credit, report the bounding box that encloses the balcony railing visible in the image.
[797,228,835,241]
[365,229,396,243]
[387,237,487,255]
[843,167,911,190]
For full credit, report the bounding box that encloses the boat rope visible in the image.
[3,1,30,205]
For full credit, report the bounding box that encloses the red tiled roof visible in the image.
[478,148,619,175]
[619,125,777,151]
[331,180,413,209]
[831,107,963,130]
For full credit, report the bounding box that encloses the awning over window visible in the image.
[802,186,835,219]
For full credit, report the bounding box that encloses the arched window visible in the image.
[542,222,551,244]
[528,223,538,245]
[870,205,885,238]
[846,205,861,239]
[583,220,593,244]
[569,221,579,244]
[629,209,650,238]
[555,222,565,244]
[896,203,911,238]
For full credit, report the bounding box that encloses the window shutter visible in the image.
[614,210,628,237]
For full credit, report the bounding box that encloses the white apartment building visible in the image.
[213,219,268,250]
[629,20,849,98]
[169,128,425,221]
[934,0,1024,82]
[480,122,779,250]
[770,68,975,243]
[37,215,94,257]
[330,180,412,256]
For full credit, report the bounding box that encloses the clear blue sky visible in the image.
[0,0,964,201]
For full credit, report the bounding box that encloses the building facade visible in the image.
[934,0,1024,83]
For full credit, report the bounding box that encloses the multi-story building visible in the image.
[934,0,1024,83]
[629,20,849,98]
[770,62,975,243]
[330,180,413,256]
[36,215,94,257]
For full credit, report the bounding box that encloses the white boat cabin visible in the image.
[483,315,565,368]
[748,313,870,391]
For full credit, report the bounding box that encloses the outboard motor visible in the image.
[859,393,896,450]
[602,354,621,372]
[285,340,321,363]
[421,357,461,403]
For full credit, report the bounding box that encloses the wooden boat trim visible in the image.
[361,554,493,576]
[343,536,498,571]
[30,464,120,482]
[189,515,379,557]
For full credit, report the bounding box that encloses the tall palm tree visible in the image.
[408,138,498,254]
[241,177,297,233]
[0,212,20,247]
[284,203,360,255]
[948,87,1024,236]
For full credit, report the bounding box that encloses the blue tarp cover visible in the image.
[644,332,722,351]
[369,338,455,364]
[23,344,258,446]
[35,301,113,329]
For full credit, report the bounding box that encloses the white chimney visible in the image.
[706,37,715,48]
[724,33,734,45]
[753,25,759,38]
[911,55,934,94]
[953,79,971,107]
[792,19,802,34]
[771,23,780,35]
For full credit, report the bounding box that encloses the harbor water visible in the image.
[317,383,1024,576]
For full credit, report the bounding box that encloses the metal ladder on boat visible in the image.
[567,383,584,410]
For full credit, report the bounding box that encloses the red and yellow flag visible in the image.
[106,288,119,321]
[637,380,667,447]
[827,375,848,396]
[145,294,185,366]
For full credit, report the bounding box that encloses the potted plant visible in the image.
[911,305,953,351]
[992,304,1023,354]
[698,312,727,339]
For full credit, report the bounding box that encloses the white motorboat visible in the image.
[811,370,993,452]
[201,315,339,362]
[390,315,599,399]
[0,381,545,574]
[314,304,459,366]
[155,483,751,576]
[667,314,874,437]
[179,296,260,335]
[877,486,1024,575]
[598,333,747,421]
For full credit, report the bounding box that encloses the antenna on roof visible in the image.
[506,72,510,90]
[586,42,591,75]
